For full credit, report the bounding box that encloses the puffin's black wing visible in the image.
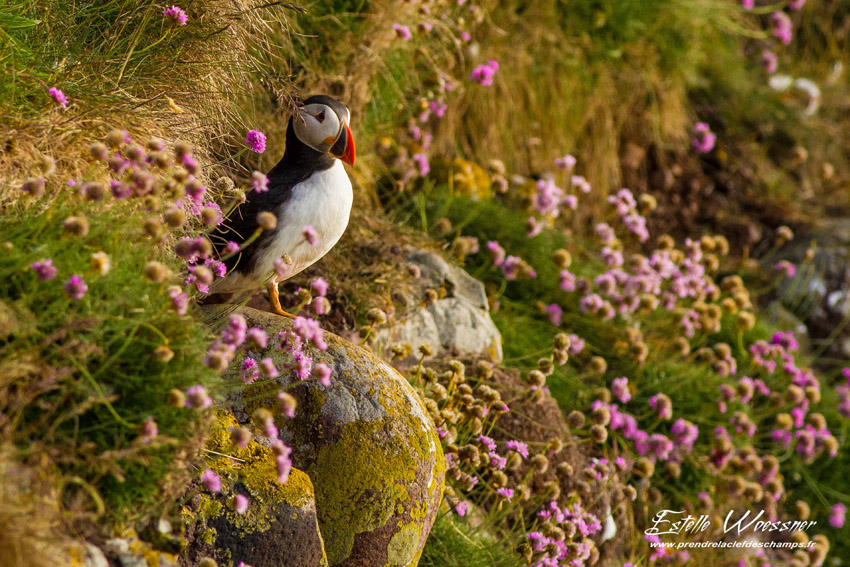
[213,163,312,275]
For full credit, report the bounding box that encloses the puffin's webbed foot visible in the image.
[267,281,295,318]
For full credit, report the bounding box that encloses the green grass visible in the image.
[0,195,214,522]
[419,511,525,567]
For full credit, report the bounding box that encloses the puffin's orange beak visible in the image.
[331,123,355,166]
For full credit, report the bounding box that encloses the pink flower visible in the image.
[741,0,754,9]
[788,0,806,10]
[234,494,249,514]
[392,24,412,40]
[771,12,793,45]
[612,377,631,403]
[455,501,468,516]
[486,241,506,266]
[201,469,222,492]
[31,259,57,281]
[505,440,529,458]
[48,87,68,108]
[248,327,268,349]
[546,304,563,326]
[496,487,514,500]
[470,60,499,87]
[312,362,332,386]
[140,418,158,443]
[252,171,269,193]
[761,49,778,74]
[311,277,329,297]
[162,5,188,25]
[830,504,846,528]
[555,154,576,170]
[303,225,320,246]
[692,122,716,153]
[186,385,213,409]
[64,275,88,300]
[775,260,796,278]
[412,153,430,176]
[260,357,279,377]
[245,130,267,153]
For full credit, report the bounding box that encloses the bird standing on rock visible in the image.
[204,95,355,316]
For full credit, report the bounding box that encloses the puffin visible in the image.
[205,95,355,316]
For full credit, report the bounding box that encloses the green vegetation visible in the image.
[1,0,849,565]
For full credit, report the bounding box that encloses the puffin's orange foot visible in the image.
[267,282,296,318]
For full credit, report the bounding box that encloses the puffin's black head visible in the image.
[289,94,355,166]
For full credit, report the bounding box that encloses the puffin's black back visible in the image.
[212,114,336,275]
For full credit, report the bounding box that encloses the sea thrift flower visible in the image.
[761,49,778,74]
[486,241,506,266]
[470,60,499,87]
[392,24,412,40]
[555,154,576,170]
[455,501,468,516]
[233,494,249,514]
[546,303,563,326]
[245,130,267,153]
[830,504,846,528]
[252,171,269,192]
[788,0,806,9]
[247,327,268,349]
[201,469,221,492]
[313,362,332,386]
[612,377,631,403]
[506,440,529,458]
[292,316,327,350]
[186,385,213,409]
[692,122,716,153]
[412,153,430,176]
[775,260,796,278]
[303,225,320,246]
[140,418,158,443]
[31,259,57,281]
[64,275,88,300]
[649,393,673,420]
[260,357,279,378]
[48,87,69,108]
[169,287,189,316]
[741,0,754,9]
[310,277,329,297]
[222,314,247,346]
[496,487,514,500]
[162,5,188,25]
[771,12,793,45]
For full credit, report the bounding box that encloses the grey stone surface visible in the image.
[372,249,502,362]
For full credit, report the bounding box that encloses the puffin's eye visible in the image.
[315,110,326,123]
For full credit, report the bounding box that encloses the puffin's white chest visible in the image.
[258,160,353,281]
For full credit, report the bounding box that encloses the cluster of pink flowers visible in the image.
[162,5,188,26]
[48,87,69,108]
[392,24,412,41]
[245,129,267,153]
[469,59,499,87]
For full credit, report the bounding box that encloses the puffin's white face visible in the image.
[293,102,350,154]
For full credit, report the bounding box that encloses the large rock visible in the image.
[230,307,445,567]
[182,411,327,567]
[371,249,502,362]
[773,219,850,357]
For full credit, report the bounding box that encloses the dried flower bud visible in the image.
[62,215,90,237]
[144,218,165,239]
[21,177,46,197]
[589,356,607,374]
[553,333,571,350]
[418,344,433,357]
[154,345,174,363]
[257,211,277,230]
[527,370,546,388]
[230,426,252,448]
[590,424,608,443]
[623,485,637,501]
[163,207,186,227]
[89,142,110,161]
[173,140,192,158]
[144,261,170,283]
[552,249,572,268]
[424,289,439,304]
[167,388,186,407]
[591,406,611,426]
[105,129,126,148]
[567,410,585,429]
[776,226,794,244]
[197,559,217,567]
[531,454,549,473]
[633,457,654,478]
[366,308,387,325]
